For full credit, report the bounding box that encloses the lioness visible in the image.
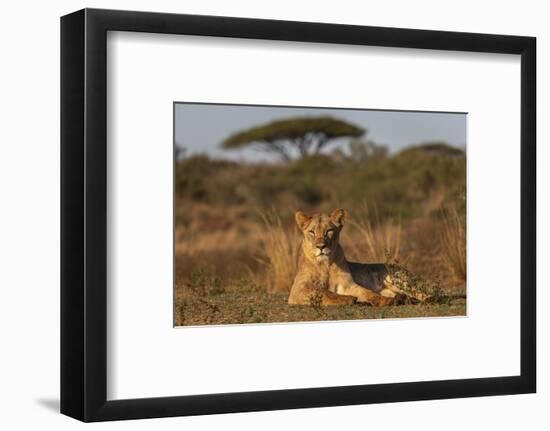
[288,209,413,306]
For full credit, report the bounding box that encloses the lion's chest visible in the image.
[310,266,331,290]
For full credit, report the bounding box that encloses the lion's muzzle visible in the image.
[315,246,332,258]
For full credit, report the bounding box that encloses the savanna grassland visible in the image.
[174,142,466,326]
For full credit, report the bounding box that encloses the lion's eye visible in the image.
[326,230,334,237]
[308,230,315,236]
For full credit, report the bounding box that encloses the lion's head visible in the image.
[295,209,347,263]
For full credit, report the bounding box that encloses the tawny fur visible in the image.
[288,209,409,306]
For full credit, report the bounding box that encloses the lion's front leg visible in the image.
[334,280,394,306]
[319,290,357,306]
[289,286,356,306]
[288,276,356,306]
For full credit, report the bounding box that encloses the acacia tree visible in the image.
[221,116,365,161]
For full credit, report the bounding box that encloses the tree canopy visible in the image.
[221,116,365,161]
[400,141,465,158]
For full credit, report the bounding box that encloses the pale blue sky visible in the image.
[175,103,466,162]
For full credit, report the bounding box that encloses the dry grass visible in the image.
[255,211,300,293]
[175,205,262,257]
[175,224,252,256]
[440,206,467,281]
[347,205,402,263]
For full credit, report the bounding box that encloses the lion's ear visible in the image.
[295,210,312,231]
[330,208,348,229]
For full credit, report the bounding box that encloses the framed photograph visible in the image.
[61,8,536,422]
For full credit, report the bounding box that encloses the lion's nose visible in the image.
[316,243,326,250]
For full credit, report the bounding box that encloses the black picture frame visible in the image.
[61,8,536,422]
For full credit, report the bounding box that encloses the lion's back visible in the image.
[347,262,388,293]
